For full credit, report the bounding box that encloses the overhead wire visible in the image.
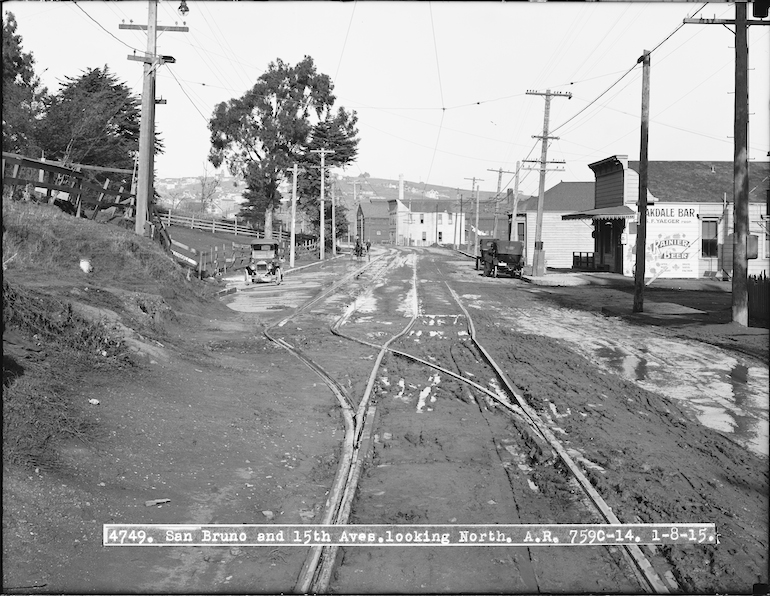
[333,1,357,84]
[549,2,708,138]
[168,69,210,124]
[71,0,144,53]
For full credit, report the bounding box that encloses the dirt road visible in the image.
[3,247,767,594]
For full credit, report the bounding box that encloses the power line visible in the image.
[71,1,143,53]
[428,2,445,110]
[333,1,357,84]
[550,2,709,137]
[168,69,209,123]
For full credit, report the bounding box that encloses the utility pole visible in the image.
[351,179,361,241]
[310,148,335,260]
[683,2,769,325]
[509,161,522,241]
[465,177,483,258]
[121,1,187,237]
[633,51,651,314]
[459,194,464,248]
[525,89,571,276]
[331,179,336,255]
[487,167,517,240]
[453,189,459,249]
[290,163,298,268]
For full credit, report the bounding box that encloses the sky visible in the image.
[4,1,769,198]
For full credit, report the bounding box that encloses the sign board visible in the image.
[645,204,699,279]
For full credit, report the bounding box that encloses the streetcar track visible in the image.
[264,248,673,593]
[261,249,413,593]
[328,259,670,593]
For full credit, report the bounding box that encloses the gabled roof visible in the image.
[359,200,390,218]
[518,181,595,212]
[628,161,770,203]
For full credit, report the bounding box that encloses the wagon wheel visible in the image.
[274,267,283,285]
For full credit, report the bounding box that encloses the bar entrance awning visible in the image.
[562,205,636,221]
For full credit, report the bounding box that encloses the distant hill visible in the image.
[154,174,517,220]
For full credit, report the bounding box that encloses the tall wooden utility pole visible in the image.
[331,180,336,255]
[633,51,652,313]
[683,3,769,325]
[121,1,187,236]
[290,163,298,268]
[525,89,571,276]
[509,161,522,241]
[453,189,459,249]
[487,166,517,240]
[465,177,484,257]
[351,179,361,241]
[310,148,334,260]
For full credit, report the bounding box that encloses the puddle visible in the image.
[510,304,769,457]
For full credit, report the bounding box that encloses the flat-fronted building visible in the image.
[563,155,769,278]
[512,181,595,269]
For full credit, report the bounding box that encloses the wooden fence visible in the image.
[748,273,768,321]
[169,236,318,279]
[158,210,291,242]
[2,152,136,219]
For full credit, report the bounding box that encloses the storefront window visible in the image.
[702,220,718,258]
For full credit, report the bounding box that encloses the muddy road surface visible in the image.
[4,247,767,594]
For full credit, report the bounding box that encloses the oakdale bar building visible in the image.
[562,155,770,279]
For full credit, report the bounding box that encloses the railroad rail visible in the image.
[262,248,674,593]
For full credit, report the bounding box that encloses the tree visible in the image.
[197,165,221,213]
[36,66,152,170]
[296,105,359,228]
[2,12,47,155]
[208,55,358,237]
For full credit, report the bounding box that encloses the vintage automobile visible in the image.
[475,238,500,272]
[244,242,284,285]
[492,240,525,278]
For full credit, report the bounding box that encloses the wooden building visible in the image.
[512,181,595,269]
[356,199,390,244]
[563,155,770,279]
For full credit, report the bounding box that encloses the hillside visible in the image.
[154,173,512,223]
[2,201,228,469]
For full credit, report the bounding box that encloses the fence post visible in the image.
[191,213,195,229]
[91,178,110,220]
[167,210,171,227]
[234,216,238,235]
[212,218,215,233]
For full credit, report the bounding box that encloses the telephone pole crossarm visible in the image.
[122,1,187,237]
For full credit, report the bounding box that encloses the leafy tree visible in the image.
[2,11,47,155]
[208,55,358,237]
[36,66,151,170]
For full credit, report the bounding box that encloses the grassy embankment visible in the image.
[2,200,217,470]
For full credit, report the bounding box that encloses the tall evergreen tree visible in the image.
[37,66,150,170]
[2,12,47,155]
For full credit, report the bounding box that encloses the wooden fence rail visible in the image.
[3,151,136,219]
[159,210,293,242]
[2,152,136,219]
[168,236,317,279]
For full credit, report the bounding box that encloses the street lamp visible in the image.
[178,1,189,17]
